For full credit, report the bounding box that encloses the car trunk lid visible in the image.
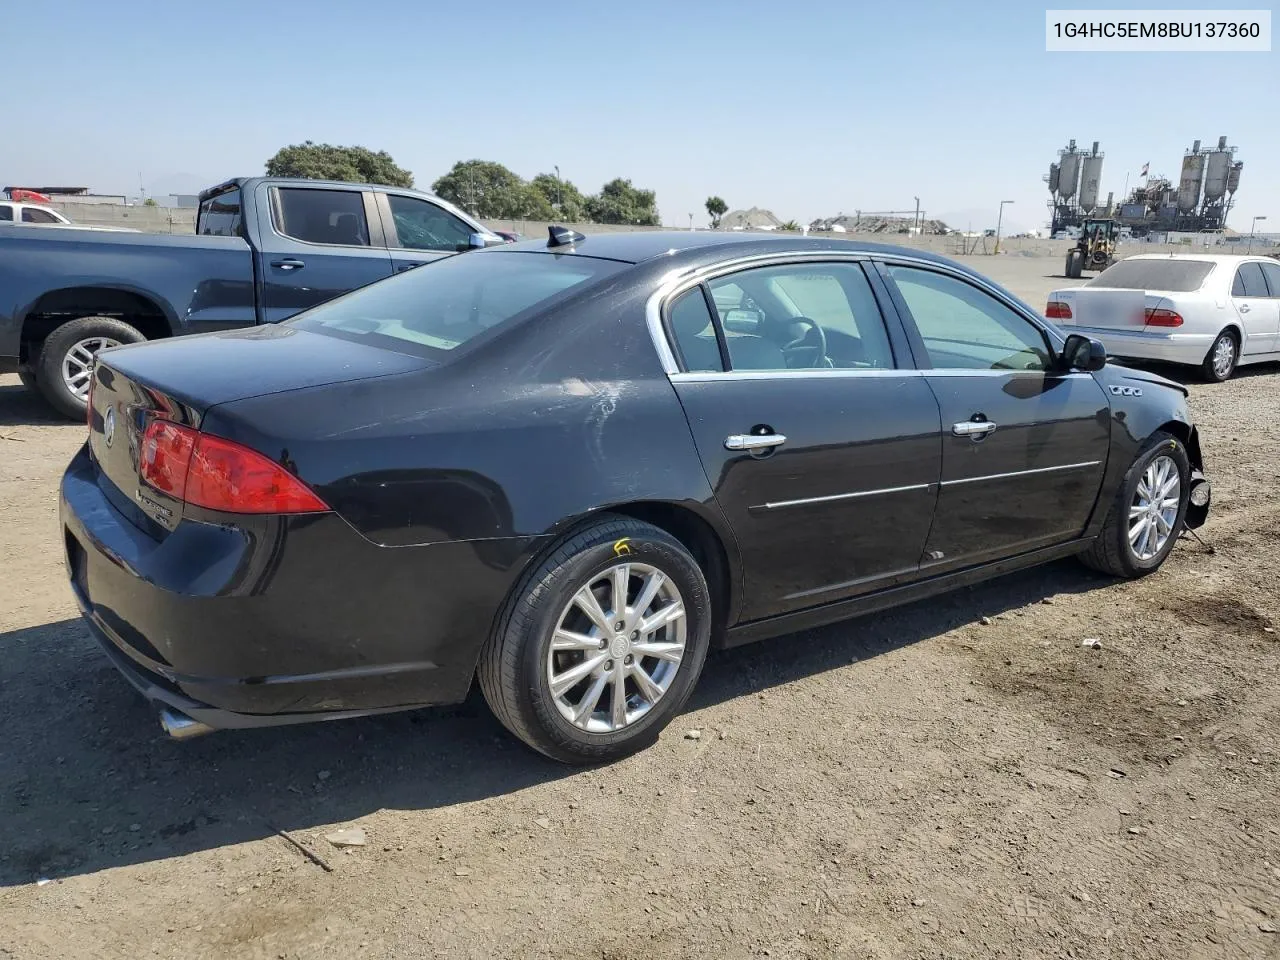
[87,327,432,532]
[1049,287,1153,330]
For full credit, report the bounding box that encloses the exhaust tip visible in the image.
[159,707,214,740]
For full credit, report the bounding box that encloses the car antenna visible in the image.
[548,225,585,247]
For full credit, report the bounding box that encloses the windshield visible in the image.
[1087,259,1215,292]
[287,251,623,358]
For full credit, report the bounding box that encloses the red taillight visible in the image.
[139,419,328,514]
[1045,301,1072,320]
[1144,308,1184,327]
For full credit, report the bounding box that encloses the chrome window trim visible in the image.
[939,460,1102,487]
[759,482,932,511]
[670,369,1089,384]
[645,249,1066,379]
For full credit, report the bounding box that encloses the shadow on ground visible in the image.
[0,558,1105,887]
[0,379,69,428]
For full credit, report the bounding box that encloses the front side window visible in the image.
[387,194,474,251]
[1259,261,1280,298]
[0,204,12,222]
[22,207,59,223]
[276,188,369,246]
[198,188,243,237]
[1232,262,1268,298]
[288,251,621,359]
[703,262,894,371]
[887,265,1050,371]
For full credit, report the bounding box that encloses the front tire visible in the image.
[1202,329,1238,382]
[478,516,712,764]
[1080,431,1190,578]
[34,316,146,420]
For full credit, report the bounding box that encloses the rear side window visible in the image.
[288,251,622,358]
[1089,259,1214,292]
[276,188,369,246]
[1260,262,1280,298]
[1232,262,1268,298]
[0,204,11,222]
[22,207,58,223]
[668,289,723,372]
[198,188,243,237]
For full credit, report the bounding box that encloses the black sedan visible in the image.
[61,229,1211,763]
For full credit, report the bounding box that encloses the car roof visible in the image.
[1122,253,1271,263]
[500,229,963,268]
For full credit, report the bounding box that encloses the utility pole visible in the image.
[913,196,920,233]
[554,165,562,215]
[1249,215,1267,253]
[994,200,1014,255]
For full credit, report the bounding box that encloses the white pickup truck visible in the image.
[0,201,72,224]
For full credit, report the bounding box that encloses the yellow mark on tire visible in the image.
[613,538,633,557]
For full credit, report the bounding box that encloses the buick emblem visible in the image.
[103,406,116,448]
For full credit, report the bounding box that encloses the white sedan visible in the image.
[1046,254,1280,381]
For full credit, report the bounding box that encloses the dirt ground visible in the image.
[1,255,1278,960]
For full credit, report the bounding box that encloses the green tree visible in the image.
[530,173,586,221]
[143,197,158,207]
[586,178,660,226]
[779,219,800,231]
[705,195,727,229]
[265,141,414,188]
[431,160,535,219]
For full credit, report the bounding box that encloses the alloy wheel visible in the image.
[1128,455,1181,561]
[546,561,687,733]
[1211,335,1236,379]
[62,337,120,400]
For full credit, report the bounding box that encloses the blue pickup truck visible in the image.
[0,177,502,417]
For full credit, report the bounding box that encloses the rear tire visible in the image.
[1065,250,1083,279]
[34,316,145,420]
[478,516,712,764]
[1079,431,1190,579]
[1201,329,1238,382]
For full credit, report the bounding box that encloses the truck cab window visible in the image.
[198,188,243,237]
[387,195,474,251]
[0,204,12,221]
[276,188,370,247]
[22,207,59,223]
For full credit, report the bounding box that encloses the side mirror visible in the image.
[467,232,490,249]
[1060,333,1107,372]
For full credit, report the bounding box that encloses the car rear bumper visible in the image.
[1072,325,1214,367]
[60,444,539,730]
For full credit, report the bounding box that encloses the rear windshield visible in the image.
[287,251,623,358]
[1087,258,1215,292]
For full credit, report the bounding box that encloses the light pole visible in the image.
[1249,215,1267,253]
[994,200,1014,254]
[554,164,562,216]
[913,196,920,234]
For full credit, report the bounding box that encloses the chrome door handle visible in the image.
[952,420,997,437]
[271,258,305,270]
[725,433,787,451]
[1238,303,1251,313]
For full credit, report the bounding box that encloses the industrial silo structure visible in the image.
[1203,136,1233,204]
[1047,162,1060,195]
[1177,141,1204,214]
[1079,142,1104,213]
[1226,162,1243,196]
[1058,141,1081,201]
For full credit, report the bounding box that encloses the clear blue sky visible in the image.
[2,0,1275,233]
